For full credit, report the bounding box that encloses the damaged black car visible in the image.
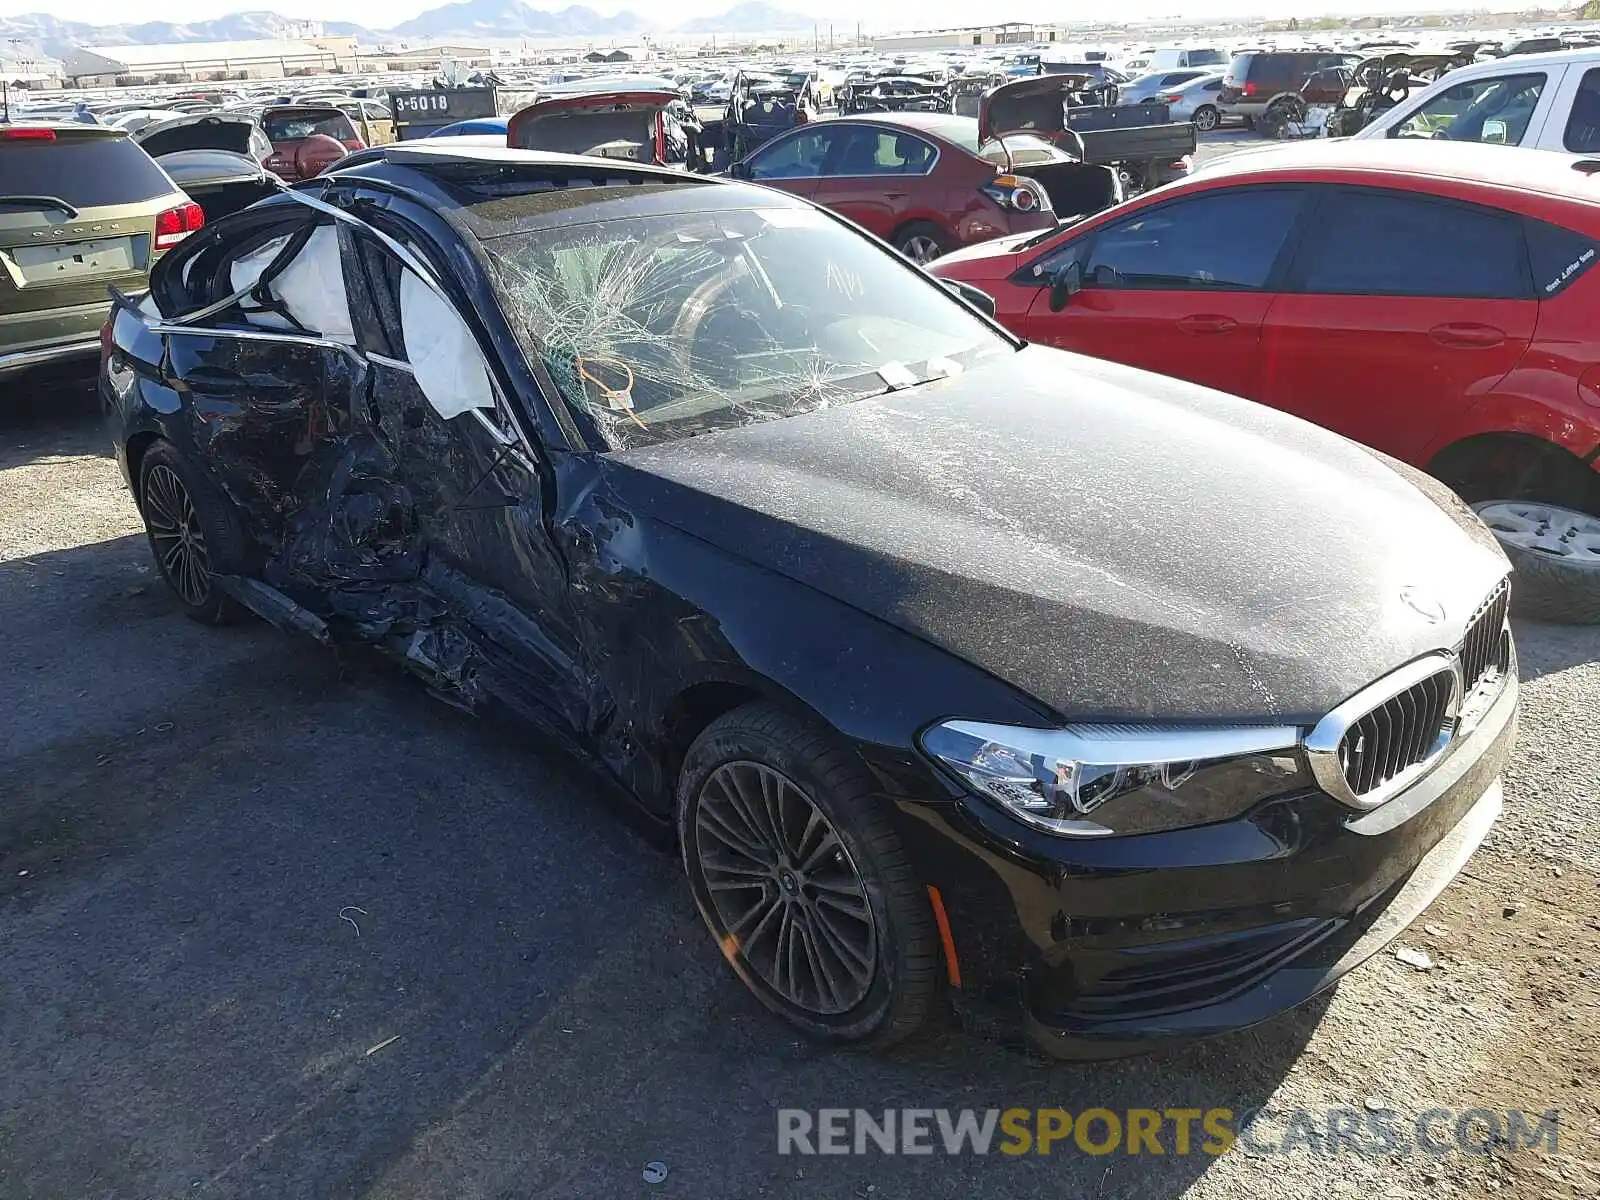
[102,144,1519,1059]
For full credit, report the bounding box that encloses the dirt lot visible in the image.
[2,381,1598,1200]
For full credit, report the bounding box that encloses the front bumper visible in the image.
[895,667,1518,1059]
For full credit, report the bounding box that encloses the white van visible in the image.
[1147,47,1230,71]
[1353,46,1600,154]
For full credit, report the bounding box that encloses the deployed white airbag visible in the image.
[399,268,495,419]
[227,225,356,344]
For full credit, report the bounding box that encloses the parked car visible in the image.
[931,139,1600,621]
[154,150,281,223]
[261,105,366,182]
[728,111,1118,261]
[725,71,819,159]
[1119,69,1216,106]
[1141,71,1227,131]
[1218,50,1357,130]
[102,143,1517,1059]
[1350,46,1600,156]
[1,123,202,382]
[1145,46,1230,71]
[428,116,510,138]
[132,111,274,165]
[981,74,1197,191]
[507,89,699,168]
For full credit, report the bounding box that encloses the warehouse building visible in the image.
[63,38,356,86]
[873,22,1070,51]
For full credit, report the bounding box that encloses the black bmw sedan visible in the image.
[100,145,1518,1059]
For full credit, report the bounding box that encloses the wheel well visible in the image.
[124,432,162,506]
[890,218,942,246]
[1429,432,1599,512]
[658,680,764,796]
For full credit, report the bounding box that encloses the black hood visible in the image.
[606,346,1509,724]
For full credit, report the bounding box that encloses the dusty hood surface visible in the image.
[607,346,1508,724]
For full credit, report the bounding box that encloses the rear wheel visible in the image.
[1193,104,1220,132]
[677,703,939,1047]
[892,221,950,265]
[138,441,249,625]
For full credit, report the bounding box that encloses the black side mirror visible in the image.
[1048,260,1083,312]
[728,160,751,179]
[940,278,997,318]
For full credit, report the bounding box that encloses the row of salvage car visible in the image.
[89,91,1549,1058]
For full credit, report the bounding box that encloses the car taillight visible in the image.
[99,315,115,364]
[1241,80,1258,96]
[0,127,56,140]
[981,174,1053,214]
[154,201,205,251]
[1158,92,1183,103]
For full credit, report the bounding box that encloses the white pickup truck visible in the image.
[1352,46,1600,154]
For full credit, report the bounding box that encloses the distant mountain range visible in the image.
[0,0,823,61]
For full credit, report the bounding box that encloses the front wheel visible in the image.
[1473,501,1600,624]
[1193,104,1220,132]
[677,703,940,1047]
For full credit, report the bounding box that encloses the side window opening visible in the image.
[350,232,498,424]
[1293,191,1527,299]
[1078,189,1302,291]
[1564,67,1600,153]
[1525,218,1598,297]
[225,222,357,344]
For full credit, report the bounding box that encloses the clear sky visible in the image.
[0,0,1491,30]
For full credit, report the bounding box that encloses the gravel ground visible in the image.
[2,351,1598,1197]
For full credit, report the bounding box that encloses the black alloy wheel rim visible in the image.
[144,464,211,607]
[694,761,877,1016]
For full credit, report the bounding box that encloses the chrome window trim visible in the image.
[1305,652,1462,810]
[148,322,362,364]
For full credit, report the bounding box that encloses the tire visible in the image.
[1264,97,1307,139]
[892,221,950,265]
[138,440,250,625]
[1193,104,1220,132]
[1473,501,1600,624]
[677,702,940,1048]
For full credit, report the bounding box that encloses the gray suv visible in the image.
[1,124,198,381]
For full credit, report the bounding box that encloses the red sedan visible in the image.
[729,111,1117,262]
[932,140,1600,618]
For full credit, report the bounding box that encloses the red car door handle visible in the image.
[1429,323,1505,348]
[1176,314,1238,335]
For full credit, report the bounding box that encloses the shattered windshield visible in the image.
[484,205,1013,449]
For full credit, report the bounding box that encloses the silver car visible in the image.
[1118,68,1215,105]
[1141,71,1226,131]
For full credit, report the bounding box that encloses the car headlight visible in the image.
[921,720,1309,837]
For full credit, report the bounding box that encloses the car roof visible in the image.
[1454,44,1600,69]
[821,110,980,147]
[1188,140,1600,208]
[372,143,698,180]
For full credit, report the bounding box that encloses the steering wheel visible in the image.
[670,269,759,380]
